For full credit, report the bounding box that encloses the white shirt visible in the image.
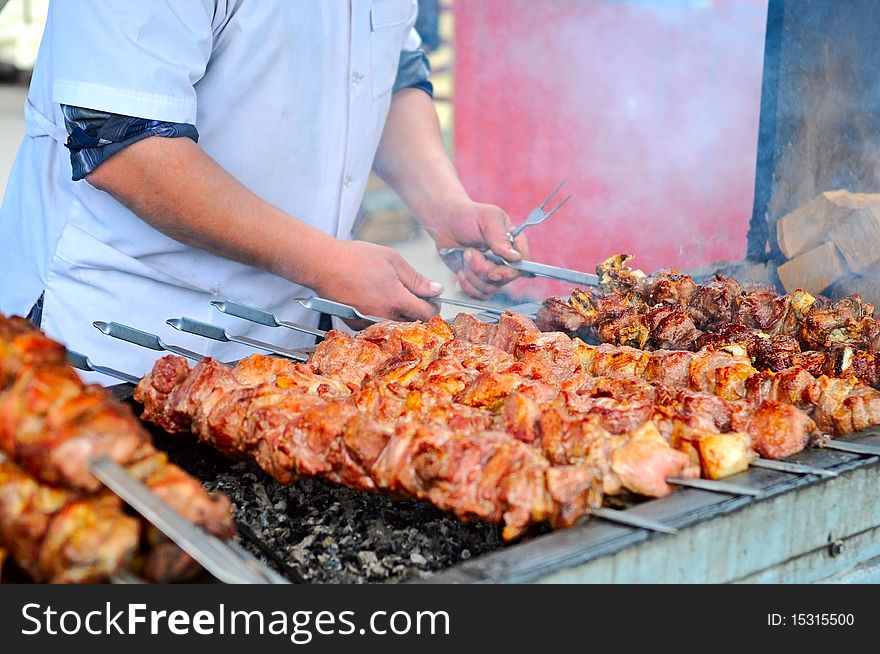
[0,0,420,382]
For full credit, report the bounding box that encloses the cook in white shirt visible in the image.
[0,1,529,382]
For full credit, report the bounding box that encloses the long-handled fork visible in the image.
[437,247,599,287]
[507,179,573,243]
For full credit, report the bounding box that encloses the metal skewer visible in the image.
[167,317,310,361]
[93,321,205,362]
[432,296,508,315]
[666,477,763,497]
[821,440,880,456]
[66,349,141,385]
[91,457,287,584]
[589,507,678,534]
[211,300,327,338]
[750,458,837,478]
[294,296,384,323]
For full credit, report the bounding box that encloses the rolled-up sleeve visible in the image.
[61,106,199,181]
[48,0,215,124]
[392,27,433,97]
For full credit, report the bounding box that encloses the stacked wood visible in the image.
[774,190,880,304]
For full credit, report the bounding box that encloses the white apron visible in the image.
[0,0,419,382]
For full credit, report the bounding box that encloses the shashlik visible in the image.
[0,457,139,582]
[135,306,876,537]
[136,355,606,541]
[0,313,235,582]
[537,255,880,365]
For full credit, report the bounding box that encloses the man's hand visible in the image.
[433,199,530,300]
[372,89,530,301]
[86,137,441,324]
[310,240,443,322]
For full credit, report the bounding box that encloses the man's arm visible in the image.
[373,88,529,299]
[86,136,441,321]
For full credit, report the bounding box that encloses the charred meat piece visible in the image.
[589,344,650,378]
[688,346,756,396]
[513,331,581,384]
[645,305,700,350]
[643,269,698,306]
[809,376,856,435]
[359,315,453,356]
[134,355,191,432]
[662,390,734,432]
[437,339,513,372]
[799,295,879,351]
[535,296,589,336]
[694,323,762,354]
[595,308,650,349]
[789,351,827,377]
[381,425,603,540]
[233,355,351,397]
[537,405,609,465]
[823,346,880,388]
[596,254,647,294]
[752,335,801,371]
[828,386,880,435]
[746,367,817,410]
[687,274,742,329]
[737,287,794,335]
[457,371,524,411]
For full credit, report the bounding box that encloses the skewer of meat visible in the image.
[537,254,880,355]
[0,313,236,582]
[135,355,606,540]
[0,315,234,537]
[0,457,140,583]
[0,361,234,537]
[164,314,825,481]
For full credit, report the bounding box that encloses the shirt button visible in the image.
[351,72,364,87]
[343,175,354,189]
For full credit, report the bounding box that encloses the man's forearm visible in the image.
[373,88,469,229]
[85,136,335,288]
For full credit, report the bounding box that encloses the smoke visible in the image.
[452,0,768,299]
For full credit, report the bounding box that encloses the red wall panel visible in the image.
[453,0,768,298]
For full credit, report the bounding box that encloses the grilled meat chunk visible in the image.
[0,459,139,583]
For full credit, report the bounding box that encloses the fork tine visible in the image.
[543,192,573,219]
[539,179,566,209]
